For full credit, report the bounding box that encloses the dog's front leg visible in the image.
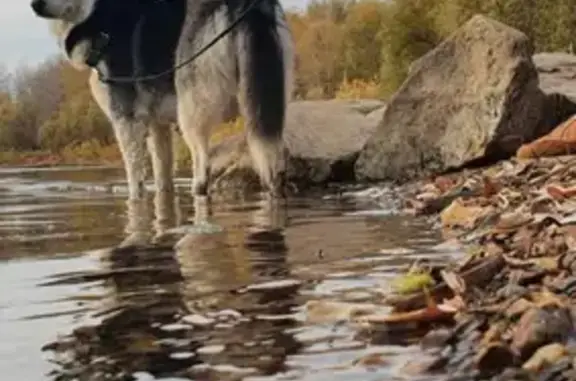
[147,123,174,194]
[113,119,149,200]
[89,74,149,200]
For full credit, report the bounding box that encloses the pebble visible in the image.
[196,344,226,355]
[245,279,302,291]
[160,323,192,332]
[421,328,452,351]
[511,306,573,359]
[181,314,215,327]
[169,352,196,360]
[475,342,516,374]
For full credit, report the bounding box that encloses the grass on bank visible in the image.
[0,78,381,168]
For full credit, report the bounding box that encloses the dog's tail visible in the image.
[237,4,293,195]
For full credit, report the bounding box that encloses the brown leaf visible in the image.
[481,322,507,346]
[481,175,501,197]
[493,210,534,233]
[434,176,458,193]
[546,184,576,200]
[440,270,466,295]
[522,343,567,372]
[440,198,491,229]
[503,255,560,271]
[505,298,534,319]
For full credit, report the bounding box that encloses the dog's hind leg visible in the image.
[236,11,293,198]
[177,99,213,196]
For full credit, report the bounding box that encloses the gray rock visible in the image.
[533,52,576,137]
[210,99,385,194]
[355,15,547,182]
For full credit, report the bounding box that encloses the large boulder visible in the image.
[210,99,385,194]
[355,15,547,183]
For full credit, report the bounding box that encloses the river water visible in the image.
[0,166,462,381]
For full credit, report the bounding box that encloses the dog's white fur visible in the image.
[42,0,96,23]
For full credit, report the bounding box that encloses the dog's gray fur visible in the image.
[31,0,293,200]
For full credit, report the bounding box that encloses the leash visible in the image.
[96,0,266,84]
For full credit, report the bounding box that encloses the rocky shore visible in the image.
[290,14,576,381]
[346,155,576,381]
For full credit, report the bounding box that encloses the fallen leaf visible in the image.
[481,176,501,197]
[438,294,466,312]
[493,211,534,232]
[505,298,534,319]
[390,272,435,295]
[440,270,466,295]
[440,198,491,229]
[546,184,576,200]
[481,322,507,346]
[516,116,576,159]
[434,176,458,193]
[522,343,566,372]
[358,288,455,325]
[503,255,560,271]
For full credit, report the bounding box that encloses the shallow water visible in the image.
[0,166,461,381]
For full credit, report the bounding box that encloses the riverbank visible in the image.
[348,155,576,380]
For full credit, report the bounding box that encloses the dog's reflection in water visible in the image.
[174,196,302,376]
[43,194,301,380]
[119,189,182,248]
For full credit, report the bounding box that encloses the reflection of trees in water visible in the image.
[43,194,302,380]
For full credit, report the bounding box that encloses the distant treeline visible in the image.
[1,0,575,157]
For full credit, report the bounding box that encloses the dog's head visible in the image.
[30,0,97,24]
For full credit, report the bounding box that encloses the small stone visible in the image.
[474,342,516,374]
[511,306,573,359]
[245,279,302,291]
[495,284,529,299]
[421,328,452,351]
[400,356,447,376]
[522,343,567,372]
[196,344,226,355]
[181,314,215,327]
[169,352,196,360]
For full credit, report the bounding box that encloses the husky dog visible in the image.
[30,0,293,200]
